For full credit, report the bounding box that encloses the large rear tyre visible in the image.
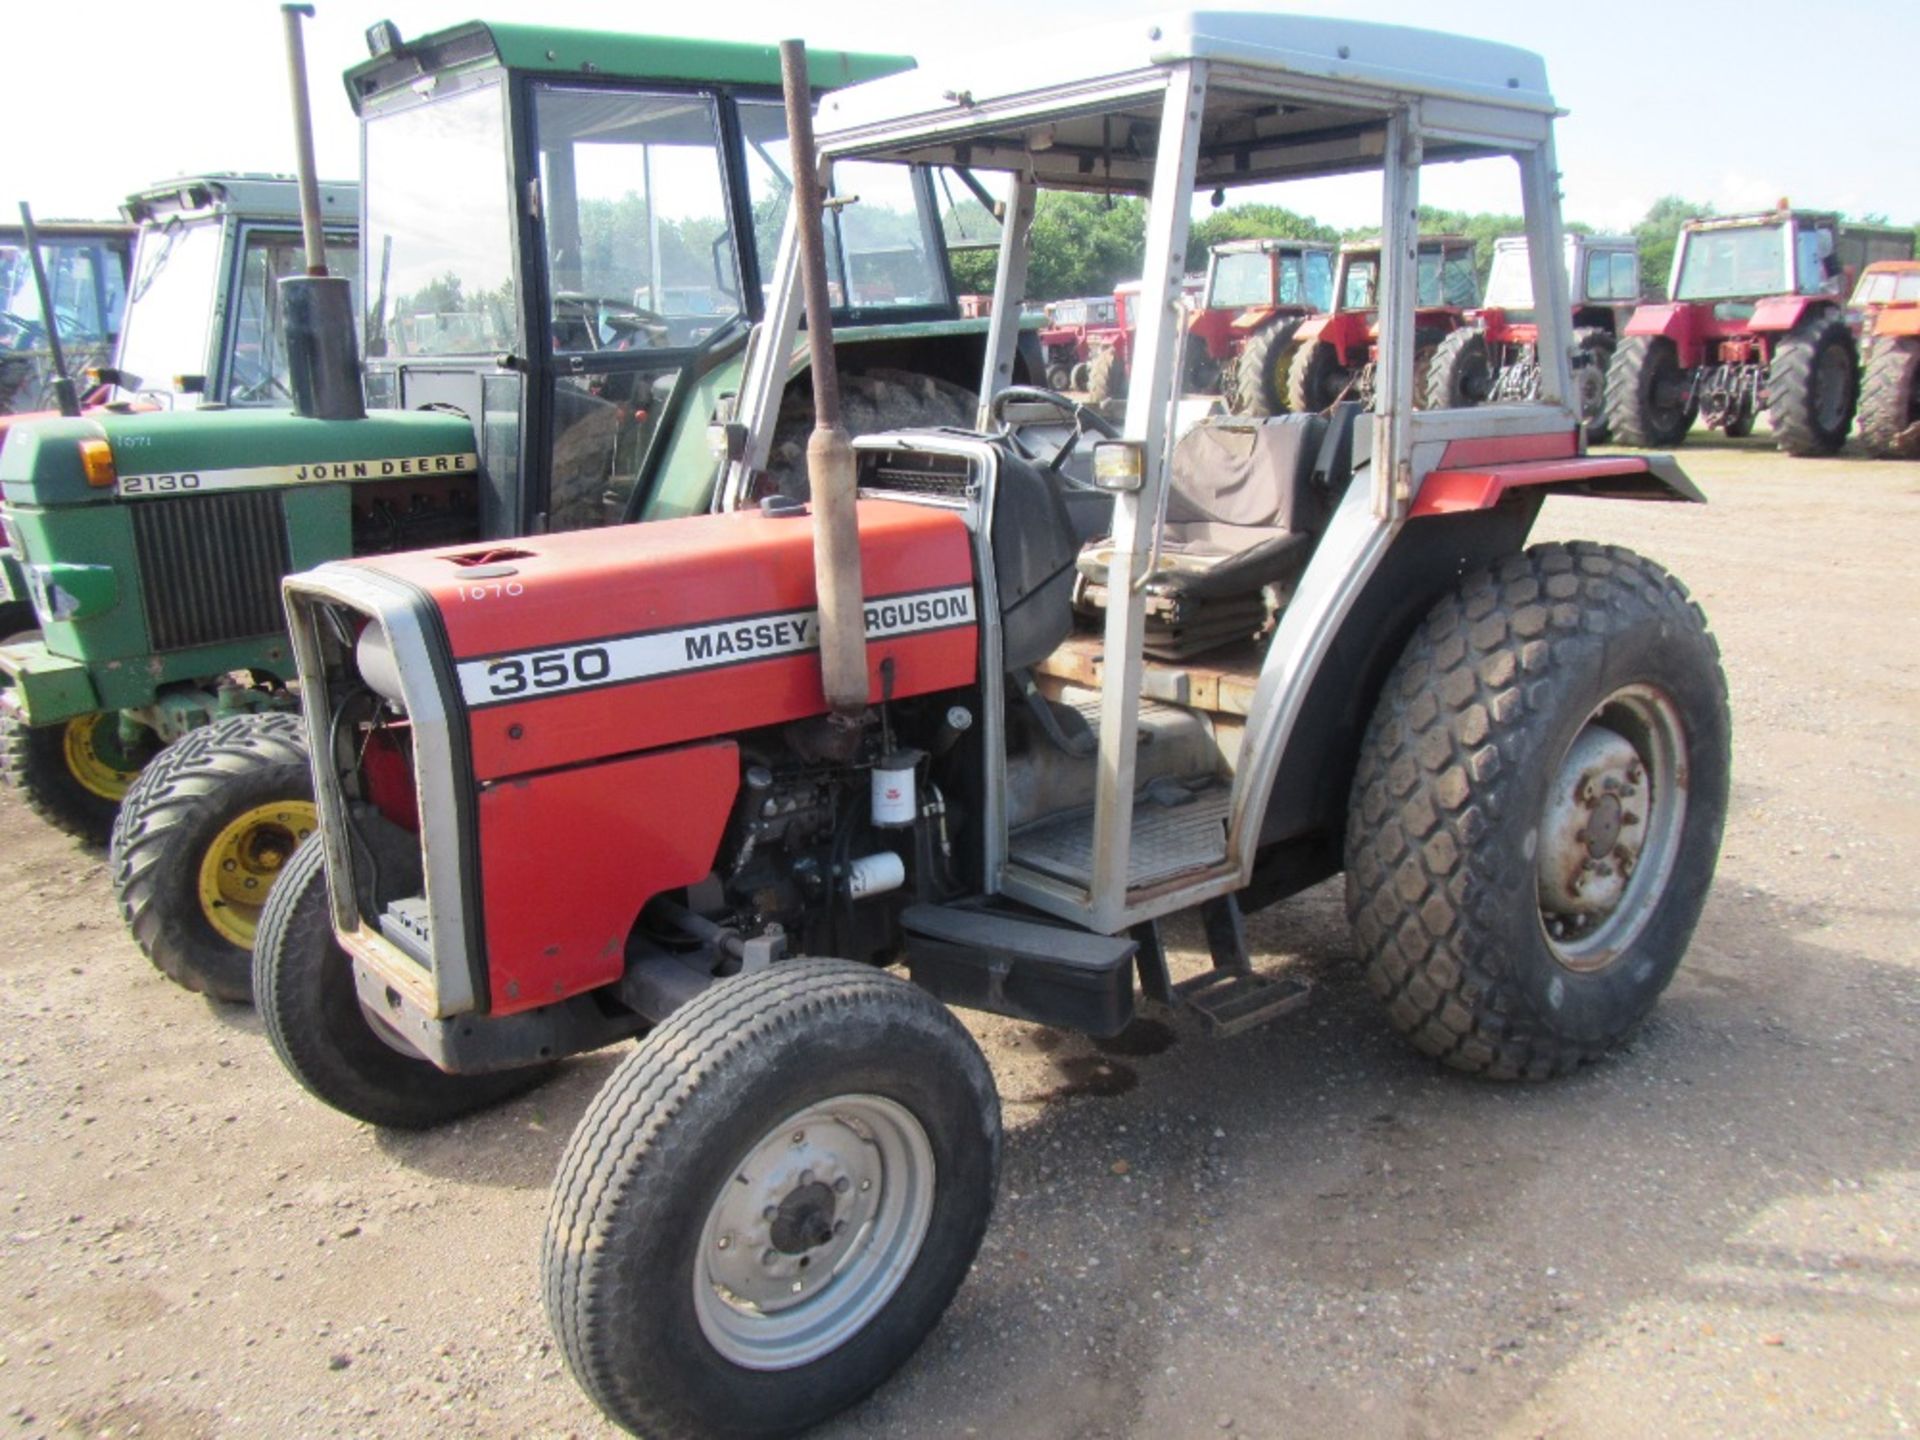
[0,707,155,844]
[1766,314,1857,456]
[765,369,976,498]
[1085,347,1125,405]
[110,712,313,1003]
[1571,326,1616,443]
[255,836,557,1127]
[1231,319,1303,417]
[1858,335,1920,459]
[1604,335,1693,448]
[1286,339,1345,414]
[545,959,1000,1440]
[1426,327,1494,410]
[1345,543,1730,1080]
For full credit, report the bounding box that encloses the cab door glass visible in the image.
[824,161,944,310]
[227,228,362,406]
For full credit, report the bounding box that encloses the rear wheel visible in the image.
[1045,362,1072,392]
[0,708,156,844]
[1286,339,1346,413]
[1426,328,1494,410]
[1085,348,1125,405]
[1858,335,1920,458]
[1605,335,1693,448]
[1766,314,1856,456]
[1069,360,1091,392]
[545,959,1000,1439]
[1571,326,1616,443]
[255,835,557,1127]
[110,712,312,1002]
[1232,320,1303,417]
[1345,543,1730,1079]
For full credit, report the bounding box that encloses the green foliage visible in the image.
[1185,204,1336,272]
[1025,191,1148,303]
[1633,195,1715,300]
[1411,205,1525,284]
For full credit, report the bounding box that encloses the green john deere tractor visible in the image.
[0,18,1033,1003]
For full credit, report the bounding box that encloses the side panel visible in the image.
[478,739,739,1014]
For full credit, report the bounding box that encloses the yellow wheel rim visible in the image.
[196,800,319,949]
[62,712,146,801]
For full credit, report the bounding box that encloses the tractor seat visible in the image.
[1074,405,1361,658]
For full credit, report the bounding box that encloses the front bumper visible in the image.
[0,638,99,725]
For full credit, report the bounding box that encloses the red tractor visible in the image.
[1036,292,1120,390]
[1286,235,1479,411]
[1854,259,1920,458]
[1605,209,1912,454]
[1427,233,1640,440]
[1084,273,1206,403]
[1186,236,1335,413]
[257,27,1730,1439]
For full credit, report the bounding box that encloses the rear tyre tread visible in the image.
[1765,313,1856,457]
[1857,335,1920,459]
[1604,334,1691,449]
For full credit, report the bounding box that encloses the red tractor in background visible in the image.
[1037,292,1120,391]
[1853,259,1920,458]
[1605,209,1913,454]
[1084,273,1206,403]
[1286,235,1479,412]
[1186,236,1335,413]
[1427,232,1639,440]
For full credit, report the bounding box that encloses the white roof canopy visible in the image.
[815,10,1557,191]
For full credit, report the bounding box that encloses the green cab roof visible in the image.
[346,20,913,113]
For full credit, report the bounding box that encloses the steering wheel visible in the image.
[987,385,1120,474]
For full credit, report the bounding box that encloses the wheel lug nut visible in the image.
[834,1177,850,1194]
[762,1205,778,1221]
[716,1235,731,1250]
[762,1248,779,1266]
[791,1131,805,1145]
[791,1281,804,1294]
[859,1179,872,1192]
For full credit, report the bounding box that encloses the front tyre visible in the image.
[111,711,313,1002]
[1345,543,1730,1080]
[545,959,1000,1439]
[0,708,156,844]
[255,836,557,1127]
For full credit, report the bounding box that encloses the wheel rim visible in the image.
[694,1093,935,1372]
[196,800,319,948]
[1813,343,1852,433]
[1536,685,1688,972]
[61,713,146,801]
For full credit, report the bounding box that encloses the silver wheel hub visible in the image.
[695,1094,934,1371]
[1536,686,1689,972]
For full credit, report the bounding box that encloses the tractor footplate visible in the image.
[1174,969,1310,1036]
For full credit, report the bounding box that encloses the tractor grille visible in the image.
[857,449,976,500]
[131,491,291,652]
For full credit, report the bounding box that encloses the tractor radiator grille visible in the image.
[131,491,291,652]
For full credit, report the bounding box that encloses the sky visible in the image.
[6,0,1917,232]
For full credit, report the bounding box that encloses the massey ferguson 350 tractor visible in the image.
[1605,209,1912,454]
[258,19,1729,1437]
[1286,233,1479,411]
[1854,259,1920,459]
[1428,232,1639,440]
[1191,235,1335,414]
[1,15,1023,1006]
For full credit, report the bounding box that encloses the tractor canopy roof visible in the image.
[1211,236,1336,256]
[345,19,913,114]
[813,10,1554,190]
[120,175,358,228]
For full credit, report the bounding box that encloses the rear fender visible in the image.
[1623,303,1706,367]
[1411,451,1704,518]
[1749,296,1827,335]
[1870,306,1920,339]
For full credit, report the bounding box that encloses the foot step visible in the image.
[1175,970,1310,1036]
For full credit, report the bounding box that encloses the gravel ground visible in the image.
[1,436,1915,1439]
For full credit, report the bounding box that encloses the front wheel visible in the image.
[255,835,557,1127]
[111,711,314,1002]
[1345,543,1730,1079]
[1766,314,1856,456]
[545,959,1000,1439]
[0,708,156,844]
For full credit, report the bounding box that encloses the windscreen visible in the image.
[1207,251,1269,309]
[115,220,223,401]
[1853,269,1920,306]
[362,82,517,358]
[1674,224,1787,301]
[825,161,945,311]
[226,228,362,406]
[1483,246,1533,309]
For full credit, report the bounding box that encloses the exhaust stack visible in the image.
[278,2,364,421]
[780,39,868,717]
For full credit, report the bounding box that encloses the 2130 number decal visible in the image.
[484,645,612,698]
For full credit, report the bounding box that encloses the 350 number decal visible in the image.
[484,645,612,698]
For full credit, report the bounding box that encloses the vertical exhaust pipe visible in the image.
[16,202,81,418]
[278,2,364,420]
[780,39,868,717]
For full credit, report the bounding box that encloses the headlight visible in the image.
[355,621,408,710]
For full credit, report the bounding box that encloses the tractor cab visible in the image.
[0,220,132,421]
[1482,232,1640,326]
[267,18,1726,1437]
[1192,236,1335,414]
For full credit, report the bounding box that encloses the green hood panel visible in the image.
[0,409,478,508]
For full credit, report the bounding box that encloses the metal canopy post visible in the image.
[975,172,1035,427]
[1371,104,1421,521]
[1085,61,1205,928]
[1519,137,1574,412]
[725,189,808,507]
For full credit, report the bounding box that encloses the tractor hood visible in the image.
[0,408,478,509]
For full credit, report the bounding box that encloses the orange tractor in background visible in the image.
[1854,259,1920,458]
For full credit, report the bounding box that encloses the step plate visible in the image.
[1177,970,1311,1037]
[1010,781,1230,890]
